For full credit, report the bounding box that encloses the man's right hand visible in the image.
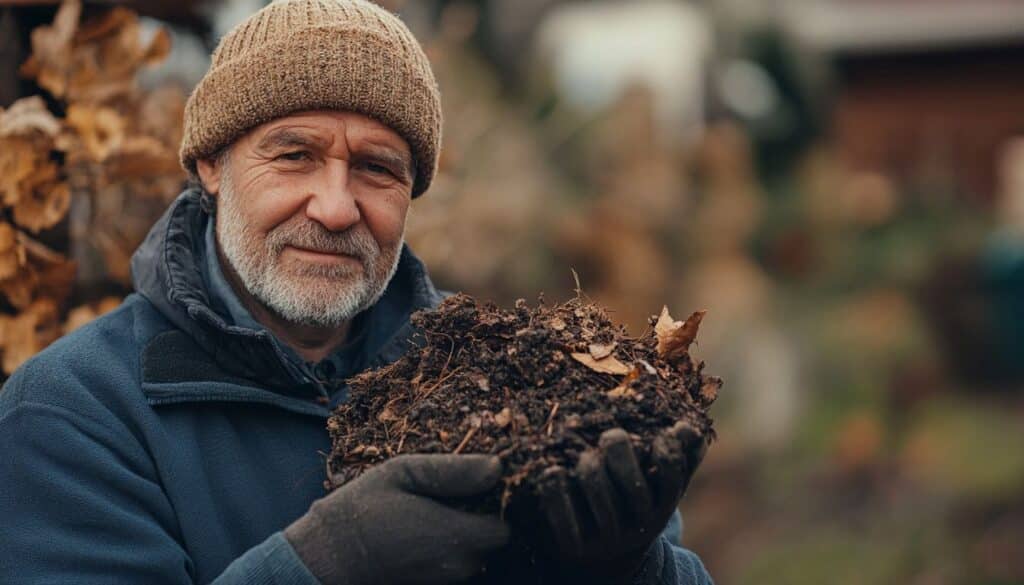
[284,454,510,585]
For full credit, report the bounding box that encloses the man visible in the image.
[0,1,713,583]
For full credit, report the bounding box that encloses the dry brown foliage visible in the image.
[0,0,185,375]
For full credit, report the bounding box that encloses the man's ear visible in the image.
[196,157,223,196]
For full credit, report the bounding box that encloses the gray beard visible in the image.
[213,170,403,328]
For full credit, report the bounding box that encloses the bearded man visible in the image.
[0,1,713,583]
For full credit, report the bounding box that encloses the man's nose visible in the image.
[304,161,361,232]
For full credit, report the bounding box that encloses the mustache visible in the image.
[267,219,380,259]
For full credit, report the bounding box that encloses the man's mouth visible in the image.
[284,244,360,265]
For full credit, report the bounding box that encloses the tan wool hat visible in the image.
[179,0,442,197]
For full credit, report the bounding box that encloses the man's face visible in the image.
[200,110,414,327]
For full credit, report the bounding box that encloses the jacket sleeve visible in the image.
[0,386,318,585]
[633,509,714,585]
[634,536,715,585]
[211,532,319,584]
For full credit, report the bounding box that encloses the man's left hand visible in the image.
[534,420,709,584]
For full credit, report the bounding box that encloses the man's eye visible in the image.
[278,151,309,162]
[363,162,394,176]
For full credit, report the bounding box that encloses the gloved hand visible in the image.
[534,421,709,584]
[284,454,510,585]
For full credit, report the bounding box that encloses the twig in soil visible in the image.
[453,426,478,454]
[546,402,560,437]
[419,366,465,399]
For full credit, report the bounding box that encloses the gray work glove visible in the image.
[284,454,510,585]
[534,421,709,584]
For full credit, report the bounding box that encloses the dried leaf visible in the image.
[606,385,637,399]
[700,376,722,405]
[0,229,70,307]
[376,405,400,423]
[20,234,76,305]
[35,263,76,307]
[0,96,61,139]
[105,136,179,178]
[606,368,640,399]
[0,298,60,374]
[60,7,168,102]
[654,306,676,347]
[19,229,68,265]
[571,352,632,375]
[74,5,133,42]
[548,316,567,331]
[136,85,186,147]
[494,407,512,428]
[96,296,121,314]
[142,27,172,66]
[470,372,490,391]
[0,269,37,309]
[0,223,26,281]
[65,104,125,162]
[13,181,71,233]
[588,341,616,360]
[0,138,49,207]
[19,0,81,98]
[62,304,97,334]
[655,306,706,361]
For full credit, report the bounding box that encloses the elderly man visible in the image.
[0,1,713,583]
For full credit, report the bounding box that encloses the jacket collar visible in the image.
[131,188,444,399]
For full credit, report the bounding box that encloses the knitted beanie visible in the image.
[179,0,441,197]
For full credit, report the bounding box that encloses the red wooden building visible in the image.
[781,0,1024,200]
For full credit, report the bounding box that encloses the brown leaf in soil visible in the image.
[494,407,513,428]
[700,376,723,406]
[570,351,632,375]
[655,306,706,362]
[547,316,567,331]
[587,341,616,360]
[606,368,641,400]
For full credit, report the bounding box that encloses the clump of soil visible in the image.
[326,293,720,510]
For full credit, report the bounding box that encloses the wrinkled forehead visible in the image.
[246,110,412,156]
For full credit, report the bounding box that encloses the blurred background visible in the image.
[3,0,1024,582]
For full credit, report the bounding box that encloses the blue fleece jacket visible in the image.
[0,189,712,584]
